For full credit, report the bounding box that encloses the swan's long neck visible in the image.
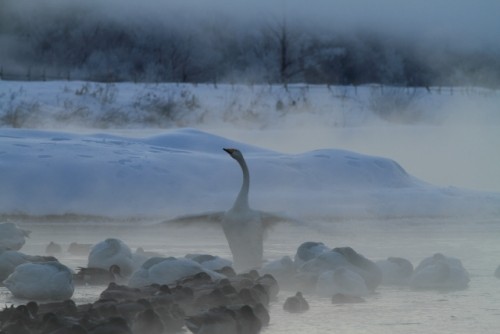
[233,155,250,210]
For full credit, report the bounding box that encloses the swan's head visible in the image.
[223,148,243,161]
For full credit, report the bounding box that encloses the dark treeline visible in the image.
[1,1,500,88]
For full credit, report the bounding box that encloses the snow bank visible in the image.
[0,128,498,220]
[1,81,499,129]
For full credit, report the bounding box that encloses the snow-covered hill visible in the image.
[1,127,498,220]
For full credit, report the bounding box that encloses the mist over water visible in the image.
[211,123,500,192]
[1,2,500,333]
[4,217,500,334]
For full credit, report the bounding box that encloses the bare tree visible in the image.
[262,15,304,88]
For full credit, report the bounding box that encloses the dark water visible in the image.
[2,217,500,333]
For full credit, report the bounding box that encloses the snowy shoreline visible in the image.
[1,81,499,129]
[0,127,498,220]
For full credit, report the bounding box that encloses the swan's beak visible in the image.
[223,148,235,155]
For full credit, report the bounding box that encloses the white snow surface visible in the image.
[0,127,498,220]
[0,81,499,220]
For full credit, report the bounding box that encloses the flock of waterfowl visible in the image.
[0,147,499,333]
[0,223,275,334]
[1,220,498,334]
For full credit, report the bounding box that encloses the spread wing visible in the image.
[259,211,305,229]
[159,211,226,227]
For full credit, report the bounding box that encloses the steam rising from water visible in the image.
[212,124,500,192]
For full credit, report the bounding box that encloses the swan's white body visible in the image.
[294,241,330,269]
[3,261,74,300]
[165,148,299,271]
[0,223,30,250]
[410,253,469,290]
[222,206,264,270]
[376,257,414,285]
[0,249,29,281]
[260,256,296,286]
[0,249,56,281]
[316,267,370,297]
[87,238,134,276]
[131,247,164,271]
[128,257,225,288]
[296,246,382,292]
[298,250,350,274]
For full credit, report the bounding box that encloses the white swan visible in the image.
[0,249,30,281]
[410,253,470,290]
[0,223,30,250]
[185,254,233,271]
[260,256,296,287]
[294,241,330,269]
[87,238,134,276]
[298,249,350,274]
[316,267,370,297]
[3,261,74,300]
[128,257,225,288]
[297,247,382,292]
[165,148,300,271]
[132,247,164,271]
[333,247,382,291]
[376,257,414,285]
[0,248,56,281]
